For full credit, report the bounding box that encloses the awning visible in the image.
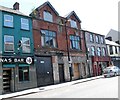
[3,64,15,68]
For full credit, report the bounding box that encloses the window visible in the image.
[19,67,29,81]
[22,37,30,53]
[91,46,95,56]
[41,30,56,47]
[95,35,99,43]
[90,34,94,42]
[100,36,104,44]
[43,11,53,22]
[21,18,29,30]
[70,19,77,28]
[4,14,13,27]
[109,45,113,55]
[97,47,101,56]
[102,47,106,56]
[70,35,80,50]
[115,46,118,54]
[4,35,14,52]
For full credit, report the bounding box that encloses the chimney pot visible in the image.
[13,2,19,10]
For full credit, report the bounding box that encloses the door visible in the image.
[3,68,11,93]
[35,56,54,87]
[58,64,65,83]
[73,63,80,80]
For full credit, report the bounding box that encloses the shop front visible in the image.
[92,56,111,76]
[0,56,37,94]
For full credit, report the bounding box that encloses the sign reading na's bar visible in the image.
[0,57,33,64]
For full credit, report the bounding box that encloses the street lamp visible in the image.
[64,19,73,81]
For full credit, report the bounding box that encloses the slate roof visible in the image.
[65,11,81,23]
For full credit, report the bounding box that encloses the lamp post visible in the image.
[64,19,73,81]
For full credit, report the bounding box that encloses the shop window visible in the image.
[19,67,29,81]
[4,14,13,27]
[41,30,57,48]
[22,37,30,53]
[21,18,29,30]
[4,35,14,52]
[70,35,81,50]
[43,11,53,22]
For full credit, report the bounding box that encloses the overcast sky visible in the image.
[0,0,119,35]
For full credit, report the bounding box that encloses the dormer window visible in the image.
[70,19,77,28]
[43,11,53,22]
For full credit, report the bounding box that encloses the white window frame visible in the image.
[4,35,14,52]
[21,18,29,30]
[91,46,95,56]
[22,37,30,53]
[4,14,13,27]
[97,47,101,56]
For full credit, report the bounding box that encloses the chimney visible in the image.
[13,2,19,10]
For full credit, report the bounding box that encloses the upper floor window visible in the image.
[102,47,106,56]
[70,19,77,28]
[41,30,56,48]
[90,33,94,42]
[22,37,30,53]
[4,35,14,52]
[4,14,13,27]
[95,35,99,43]
[70,35,80,50]
[109,45,113,55]
[97,47,101,56]
[43,11,53,22]
[100,36,104,44]
[91,46,95,56]
[21,18,29,30]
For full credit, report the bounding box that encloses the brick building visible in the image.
[30,1,88,86]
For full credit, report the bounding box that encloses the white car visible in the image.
[103,66,120,78]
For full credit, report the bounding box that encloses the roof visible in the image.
[105,39,120,46]
[35,1,59,16]
[0,5,28,17]
[65,11,81,23]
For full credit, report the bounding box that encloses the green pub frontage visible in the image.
[0,56,36,94]
[0,2,37,94]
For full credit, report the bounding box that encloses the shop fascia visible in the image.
[0,57,33,64]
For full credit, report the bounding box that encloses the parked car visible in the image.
[103,66,120,78]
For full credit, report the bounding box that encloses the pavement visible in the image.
[0,75,103,99]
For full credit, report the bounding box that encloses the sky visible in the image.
[0,0,119,35]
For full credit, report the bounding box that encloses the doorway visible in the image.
[35,56,54,87]
[58,64,65,83]
[3,68,11,93]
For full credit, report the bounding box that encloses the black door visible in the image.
[35,56,54,87]
[58,64,65,83]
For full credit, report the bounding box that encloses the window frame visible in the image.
[90,33,94,42]
[4,14,13,27]
[4,35,14,52]
[41,30,57,48]
[43,11,53,22]
[70,35,81,50]
[19,67,29,82]
[97,47,101,56]
[21,18,29,30]
[22,37,31,53]
[70,19,77,29]
[91,46,95,56]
